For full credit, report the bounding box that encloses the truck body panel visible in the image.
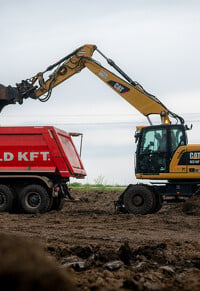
[0,126,86,178]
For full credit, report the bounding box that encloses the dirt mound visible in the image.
[0,188,199,290]
[50,240,200,290]
[182,194,200,215]
[0,233,75,291]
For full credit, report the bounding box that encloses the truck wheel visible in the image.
[50,197,65,211]
[47,196,54,212]
[123,185,155,215]
[0,184,14,212]
[19,184,50,214]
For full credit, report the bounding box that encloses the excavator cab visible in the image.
[135,124,187,174]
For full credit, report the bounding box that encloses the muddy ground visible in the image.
[0,188,200,290]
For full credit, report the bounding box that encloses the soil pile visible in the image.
[0,233,75,291]
[0,188,199,290]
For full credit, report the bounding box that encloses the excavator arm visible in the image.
[0,44,184,124]
[84,58,171,124]
[0,44,96,111]
[32,44,97,99]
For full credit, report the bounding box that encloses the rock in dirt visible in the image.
[122,277,142,290]
[159,265,175,275]
[62,255,88,271]
[192,257,200,269]
[132,243,167,264]
[70,245,93,259]
[104,260,123,271]
[118,241,133,265]
[175,268,200,290]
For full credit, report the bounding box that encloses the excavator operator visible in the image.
[155,130,167,152]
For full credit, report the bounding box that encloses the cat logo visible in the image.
[107,80,130,94]
[190,152,200,160]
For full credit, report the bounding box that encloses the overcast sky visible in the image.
[0,0,200,185]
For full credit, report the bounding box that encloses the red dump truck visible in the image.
[0,126,86,214]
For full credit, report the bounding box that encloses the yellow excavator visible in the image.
[0,44,199,214]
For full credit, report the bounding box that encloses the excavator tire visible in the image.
[150,193,163,213]
[123,185,155,215]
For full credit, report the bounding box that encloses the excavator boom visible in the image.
[84,58,170,124]
[1,44,184,124]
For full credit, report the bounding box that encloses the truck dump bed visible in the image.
[0,126,86,178]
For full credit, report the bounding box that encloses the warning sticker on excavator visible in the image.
[77,49,86,56]
[99,70,108,79]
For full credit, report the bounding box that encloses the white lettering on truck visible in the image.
[0,152,50,162]
[40,152,49,161]
[18,152,28,161]
[30,152,39,161]
[4,152,14,161]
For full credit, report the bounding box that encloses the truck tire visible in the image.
[50,197,65,211]
[0,184,14,212]
[19,184,50,214]
[47,196,54,212]
[123,185,155,215]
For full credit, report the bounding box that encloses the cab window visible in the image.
[170,128,185,153]
[140,128,167,154]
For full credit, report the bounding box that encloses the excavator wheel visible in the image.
[150,193,163,213]
[123,185,155,215]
